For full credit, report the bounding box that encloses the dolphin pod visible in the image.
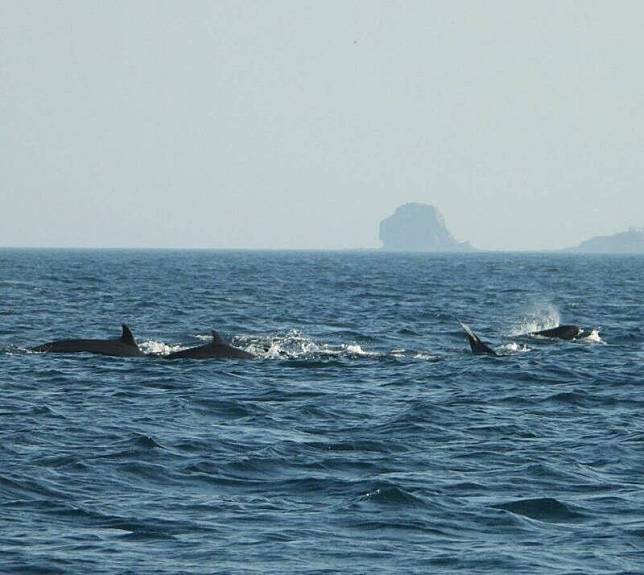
[29,321,596,360]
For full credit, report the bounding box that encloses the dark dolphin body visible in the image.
[165,330,255,360]
[31,324,144,357]
[460,322,498,356]
[529,325,585,340]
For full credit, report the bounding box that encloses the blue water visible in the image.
[1,249,643,574]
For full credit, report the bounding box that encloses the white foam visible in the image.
[581,329,603,344]
[139,340,185,356]
[499,342,531,354]
[413,352,437,360]
[236,330,380,360]
[344,344,377,357]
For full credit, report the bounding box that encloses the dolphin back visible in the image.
[530,325,582,340]
[31,324,144,357]
[165,330,255,360]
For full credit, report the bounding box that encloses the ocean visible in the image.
[1,249,642,574]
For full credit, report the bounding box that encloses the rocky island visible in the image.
[566,228,644,253]
[379,203,473,252]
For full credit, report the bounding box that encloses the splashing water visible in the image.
[139,340,184,356]
[499,342,531,354]
[510,303,561,336]
[581,329,603,344]
[194,334,214,342]
[235,330,381,360]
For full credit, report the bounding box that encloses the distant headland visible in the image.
[378,204,643,253]
[379,203,474,252]
[565,228,644,254]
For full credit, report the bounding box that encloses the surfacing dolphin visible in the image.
[529,325,587,340]
[459,322,498,356]
[31,324,144,357]
[165,330,255,360]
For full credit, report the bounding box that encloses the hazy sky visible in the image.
[2,1,643,250]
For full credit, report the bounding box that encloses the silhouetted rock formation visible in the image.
[566,228,644,253]
[379,203,473,252]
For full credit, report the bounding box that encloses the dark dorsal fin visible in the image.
[120,324,137,346]
[459,322,497,356]
[211,330,227,345]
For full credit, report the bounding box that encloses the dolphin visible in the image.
[165,330,255,360]
[529,325,585,340]
[31,324,145,357]
[459,322,498,356]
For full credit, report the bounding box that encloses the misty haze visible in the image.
[2,2,643,249]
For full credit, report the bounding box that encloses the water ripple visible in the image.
[1,250,642,574]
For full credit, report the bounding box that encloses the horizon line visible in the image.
[1,245,640,254]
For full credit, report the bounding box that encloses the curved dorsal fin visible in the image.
[211,330,226,345]
[459,321,497,356]
[120,324,136,346]
[459,322,479,343]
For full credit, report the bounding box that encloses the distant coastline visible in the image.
[377,203,644,254]
[564,228,644,254]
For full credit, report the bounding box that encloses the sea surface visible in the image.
[1,249,642,574]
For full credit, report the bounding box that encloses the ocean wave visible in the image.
[358,485,427,507]
[492,497,588,523]
[2,250,642,575]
